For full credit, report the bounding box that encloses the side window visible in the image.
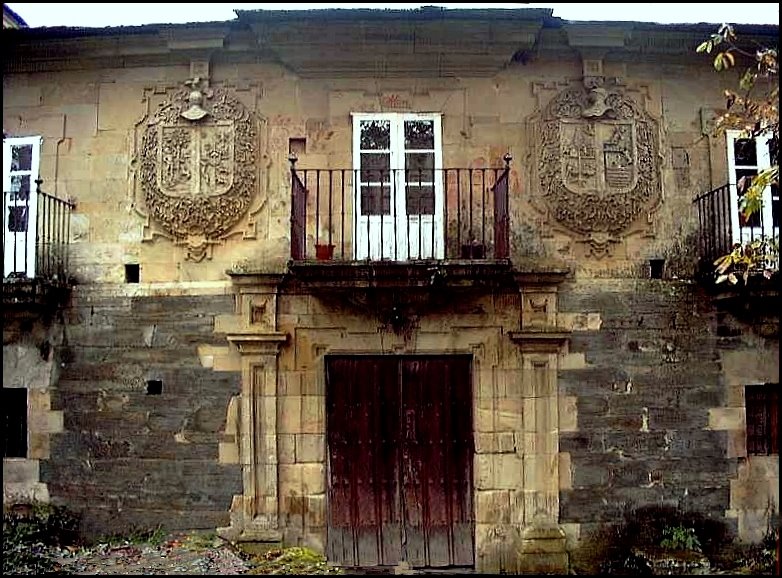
[725,130,777,242]
[3,135,42,278]
[3,387,28,458]
[745,383,779,456]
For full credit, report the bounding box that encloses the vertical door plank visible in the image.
[450,356,475,567]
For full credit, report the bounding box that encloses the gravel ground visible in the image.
[51,530,251,575]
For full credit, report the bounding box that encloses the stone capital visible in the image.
[227,332,288,355]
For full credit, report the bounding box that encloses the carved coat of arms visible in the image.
[536,81,661,255]
[137,78,258,261]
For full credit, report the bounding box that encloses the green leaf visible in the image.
[739,69,756,91]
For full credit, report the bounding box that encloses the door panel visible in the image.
[401,357,474,567]
[326,355,473,569]
[326,356,401,567]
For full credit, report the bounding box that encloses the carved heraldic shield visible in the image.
[538,84,661,250]
[139,79,257,261]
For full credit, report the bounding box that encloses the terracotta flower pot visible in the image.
[461,242,486,259]
[315,243,335,260]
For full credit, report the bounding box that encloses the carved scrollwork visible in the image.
[137,78,258,261]
[535,81,662,253]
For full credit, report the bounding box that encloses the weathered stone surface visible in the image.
[37,294,241,537]
[4,13,779,566]
[559,280,777,548]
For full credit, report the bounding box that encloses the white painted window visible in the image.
[352,113,443,260]
[3,135,42,278]
[726,129,779,249]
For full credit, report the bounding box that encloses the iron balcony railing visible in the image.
[694,182,780,276]
[3,179,75,282]
[290,155,511,262]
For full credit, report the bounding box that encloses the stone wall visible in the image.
[557,278,779,565]
[3,316,65,504]
[2,19,753,283]
[3,13,779,566]
[40,287,242,538]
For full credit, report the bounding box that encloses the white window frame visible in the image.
[3,135,42,278]
[725,129,778,248]
[351,112,443,261]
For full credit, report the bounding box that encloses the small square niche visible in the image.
[146,379,163,395]
[125,264,140,283]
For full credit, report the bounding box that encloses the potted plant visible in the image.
[315,242,335,260]
[461,237,486,259]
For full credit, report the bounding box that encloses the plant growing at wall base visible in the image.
[2,502,80,575]
[660,524,702,552]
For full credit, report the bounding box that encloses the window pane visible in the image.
[767,136,778,166]
[734,138,757,166]
[361,185,391,215]
[404,120,434,150]
[767,134,778,226]
[406,185,434,215]
[10,175,31,201]
[8,206,29,232]
[11,144,33,172]
[405,152,434,182]
[360,153,390,182]
[360,120,390,150]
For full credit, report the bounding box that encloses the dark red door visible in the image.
[325,355,474,569]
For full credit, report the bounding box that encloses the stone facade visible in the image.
[3,8,778,573]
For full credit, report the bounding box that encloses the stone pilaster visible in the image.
[506,278,571,574]
[218,272,289,542]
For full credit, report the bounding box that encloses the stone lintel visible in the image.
[509,330,571,353]
[227,332,288,354]
[227,272,286,289]
[513,269,570,287]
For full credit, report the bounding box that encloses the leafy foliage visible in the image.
[698,23,779,284]
[95,523,168,548]
[660,524,702,552]
[246,546,343,575]
[572,504,731,575]
[733,527,779,574]
[2,502,80,575]
[714,236,779,284]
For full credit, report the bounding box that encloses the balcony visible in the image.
[694,183,780,335]
[3,181,75,308]
[694,183,780,280]
[286,155,516,291]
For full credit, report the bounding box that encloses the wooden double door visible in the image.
[325,355,474,569]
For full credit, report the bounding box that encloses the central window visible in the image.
[352,113,443,260]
